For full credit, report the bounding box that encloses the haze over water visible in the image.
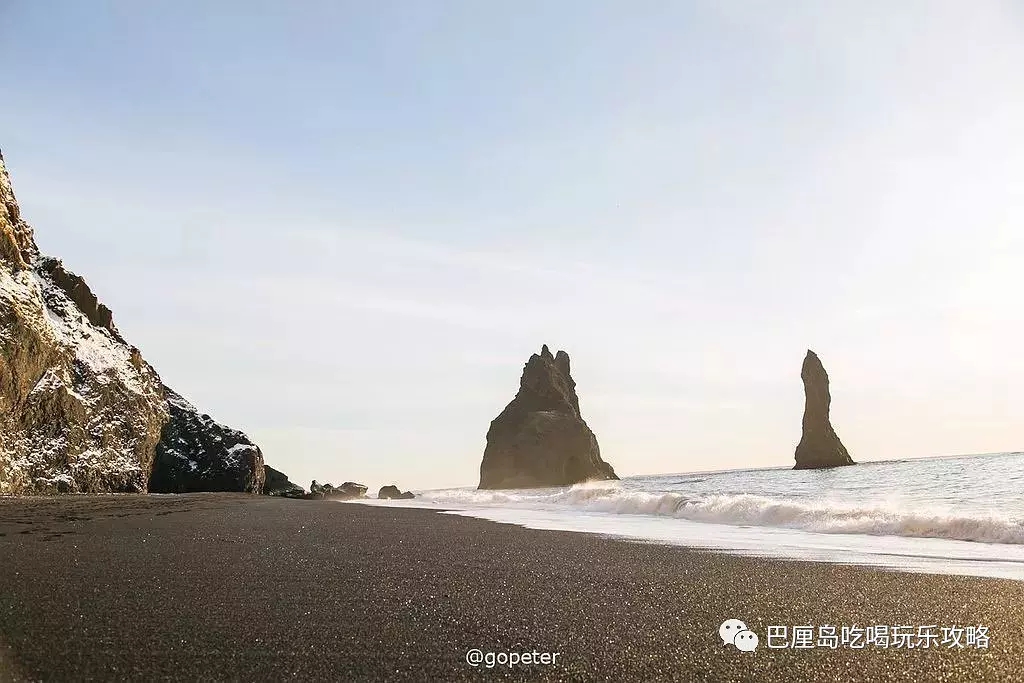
[362,453,1024,580]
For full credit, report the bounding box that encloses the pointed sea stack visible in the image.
[0,151,264,494]
[794,350,855,469]
[479,345,618,489]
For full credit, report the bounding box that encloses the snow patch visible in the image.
[30,368,64,394]
[35,272,147,394]
[1,259,164,493]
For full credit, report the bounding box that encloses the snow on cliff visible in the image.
[0,151,264,494]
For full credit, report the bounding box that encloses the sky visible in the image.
[1,1,1023,490]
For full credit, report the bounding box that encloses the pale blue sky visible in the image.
[2,1,1023,489]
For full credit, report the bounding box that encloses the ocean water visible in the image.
[358,452,1024,580]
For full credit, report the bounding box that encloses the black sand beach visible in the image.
[1,495,1022,682]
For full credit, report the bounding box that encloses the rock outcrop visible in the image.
[479,345,617,489]
[794,350,855,470]
[263,465,304,497]
[0,151,265,494]
[307,481,368,500]
[378,485,415,500]
[148,388,265,493]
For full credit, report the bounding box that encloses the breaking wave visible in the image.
[419,483,1024,545]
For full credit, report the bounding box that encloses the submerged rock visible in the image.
[794,350,855,470]
[479,345,618,489]
[378,485,415,500]
[0,151,265,494]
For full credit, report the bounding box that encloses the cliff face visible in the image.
[479,345,618,489]
[263,465,304,497]
[0,151,264,494]
[148,388,265,493]
[794,350,855,470]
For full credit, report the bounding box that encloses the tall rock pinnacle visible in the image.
[794,350,855,470]
[479,345,618,489]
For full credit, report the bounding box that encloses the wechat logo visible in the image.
[720,619,759,652]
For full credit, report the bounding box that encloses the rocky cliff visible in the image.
[479,345,618,489]
[148,388,265,493]
[263,465,304,497]
[794,350,855,470]
[0,151,264,494]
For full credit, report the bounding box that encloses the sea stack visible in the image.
[794,349,855,469]
[0,151,264,494]
[479,345,618,489]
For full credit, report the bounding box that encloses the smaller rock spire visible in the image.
[554,349,570,377]
[794,349,855,469]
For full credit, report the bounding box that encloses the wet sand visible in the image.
[1,494,1022,681]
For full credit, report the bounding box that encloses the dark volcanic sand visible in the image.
[1,495,1023,682]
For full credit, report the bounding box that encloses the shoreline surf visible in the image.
[362,452,1024,581]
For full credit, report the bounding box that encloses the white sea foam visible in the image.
[418,479,1024,545]
[357,454,1024,580]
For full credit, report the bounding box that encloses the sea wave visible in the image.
[419,483,1024,545]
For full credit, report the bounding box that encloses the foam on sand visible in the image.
[416,482,1024,545]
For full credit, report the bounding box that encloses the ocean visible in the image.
[360,452,1024,580]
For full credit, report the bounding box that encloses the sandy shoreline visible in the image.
[1,494,1022,681]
